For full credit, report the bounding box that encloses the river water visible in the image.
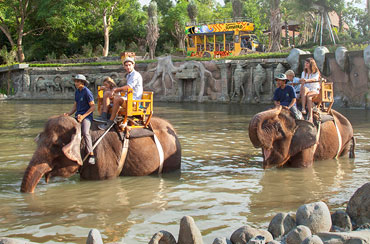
[0,101,369,244]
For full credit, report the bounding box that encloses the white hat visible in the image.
[123,57,135,65]
[73,74,89,85]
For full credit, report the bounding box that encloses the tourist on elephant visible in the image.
[299,58,321,122]
[273,73,303,120]
[98,57,143,130]
[94,76,117,122]
[285,69,301,99]
[63,74,96,164]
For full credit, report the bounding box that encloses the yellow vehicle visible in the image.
[185,20,265,58]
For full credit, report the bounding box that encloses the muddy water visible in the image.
[0,101,369,244]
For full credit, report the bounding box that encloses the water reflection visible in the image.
[0,101,369,244]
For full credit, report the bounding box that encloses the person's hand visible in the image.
[300,78,306,84]
[63,113,70,116]
[77,114,84,123]
[283,106,289,109]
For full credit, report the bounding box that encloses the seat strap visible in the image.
[153,133,164,174]
[116,138,129,176]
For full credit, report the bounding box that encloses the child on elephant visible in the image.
[94,76,117,122]
[63,74,96,164]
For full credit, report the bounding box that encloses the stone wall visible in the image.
[1,46,369,107]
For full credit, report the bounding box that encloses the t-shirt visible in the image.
[301,71,320,93]
[287,77,301,95]
[273,85,296,106]
[75,86,94,121]
[126,70,143,100]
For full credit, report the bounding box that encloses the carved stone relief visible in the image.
[314,46,329,72]
[231,63,246,101]
[287,48,310,73]
[253,64,266,103]
[335,46,348,71]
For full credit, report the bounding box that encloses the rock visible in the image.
[247,235,266,244]
[346,182,370,227]
[286,225,312,244]
[286,48,309,73]
[0,238,32,244]
[364,45,370,69]
[313,46,329,72]
[268,212,296,239]
[267,241,280,244]
[149,230,177,244]
[178,216,203,244]
[301,235,323,244]
[230,225,273,244]
[212,237,232,244]
[317,229,370,243]
[86,229,104,244]
[296,201,332,234]
[331,210,352,232]
[335,46,348,71]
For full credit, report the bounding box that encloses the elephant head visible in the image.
[249,107,317,169]
[21,116,82,193]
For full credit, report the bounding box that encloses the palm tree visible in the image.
[269,0,281,52]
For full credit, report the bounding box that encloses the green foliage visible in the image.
[0,46,17,65]
[81,43,94,58]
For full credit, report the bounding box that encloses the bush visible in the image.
[81,43,93,58]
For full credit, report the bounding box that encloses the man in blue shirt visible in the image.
[64,74,96,164]
[98,57,143,130]
[273,73,303,120]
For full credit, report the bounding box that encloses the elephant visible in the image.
[248,106,355,169]
[21,116,182,193]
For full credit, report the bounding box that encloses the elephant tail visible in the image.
[349,136,356,158]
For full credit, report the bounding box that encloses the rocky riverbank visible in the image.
[1,182,369,244]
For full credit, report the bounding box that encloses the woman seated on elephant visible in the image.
[300,57,321,122]
[95,76,117,122]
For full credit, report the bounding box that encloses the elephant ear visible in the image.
[62,128,83,166]
[289,120,317,156]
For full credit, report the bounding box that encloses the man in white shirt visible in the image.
[98,57,143,130]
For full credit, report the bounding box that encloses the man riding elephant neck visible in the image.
[98,57,143,130]
[273,73,303,120]
[63,74,95,164]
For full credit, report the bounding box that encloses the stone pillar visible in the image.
[216,61,230,102]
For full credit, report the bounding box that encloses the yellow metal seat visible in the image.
[312,78,334,113]
[97,87,153,128]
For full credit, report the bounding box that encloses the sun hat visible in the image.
[73,74,89,85]
[123,57,135,65]
[274,73,288,81]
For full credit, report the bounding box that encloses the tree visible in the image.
[0,0,47,62]
[231,0,243,19]
[86,0,131,57]
[147,1,159,59]
[187,0,198,24]
[269,0,282,52]
[165,0,189,51]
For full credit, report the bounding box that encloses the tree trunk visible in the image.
[268,0,281,52]
[102,12,109,57]
[17,22,25,62]
[285,20,290,47]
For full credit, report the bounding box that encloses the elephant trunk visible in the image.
[21,149,52,193]
[249,106,281,149]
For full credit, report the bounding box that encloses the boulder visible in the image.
[247,235,266,244]
[301,235,323,244]
[347,182,370,227]
[287,48,309,73]
[286,225,312,244]
[178,216,203,244]
[364,45,370,81]
[212,237,232,244]
[268,212,296,239]
[296,201,332,234]
[149,230,177,244]
[0,238,33,244]
[230,225,273,244]
[317,229,370,243]
[331,210,352,232]
[86,229,104,244]
[313,46,329,72]
[335,46,348,71]
[267,241,281,244]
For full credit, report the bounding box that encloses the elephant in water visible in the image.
[248,106,355,169]
[21,116,181,193]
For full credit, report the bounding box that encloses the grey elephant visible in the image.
[60,76,76,93]
[231,64,246,101]
[34,77,58,94]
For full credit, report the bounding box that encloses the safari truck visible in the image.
[185,20,265,58]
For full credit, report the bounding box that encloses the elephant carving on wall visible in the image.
[21,116,182,193]
[33,76,59,93]
[248,107,355,169]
